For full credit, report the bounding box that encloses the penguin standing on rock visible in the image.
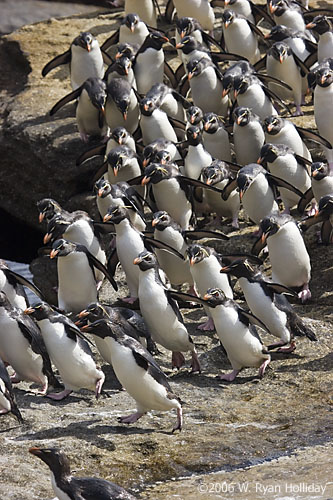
[0,357,23,423]
[82,318,183,432]
[29,447,138,500]
[24,302,105,401]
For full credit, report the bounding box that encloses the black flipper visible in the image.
[76,144,107,166]
[296,126,333,149]
[84,248,118,291]
[164,61,178,88]
[321,219,333,245]
[184,230,229,241]
[221,178,238,201]
[266,173,304,197]
[100,30,120,52]
[297,187,314,215]
[42,50,71,77]
[50,87,82,115]
[143,236,185,260]
[2,269,45,301]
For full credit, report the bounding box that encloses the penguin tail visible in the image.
[12,405,24,424]
[293,319,317,341]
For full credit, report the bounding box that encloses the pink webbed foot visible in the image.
[118,411,145,424]
[172,406,183,433]
[197,317,215,331]
[172,351,186,370]
[121,296,138,304]
[46,389,72,401]
[95,374,105,399]
[298,285,311,303]
[80,132,89,143]
[258,358,270,378]
[231,216,239,229]
[292,105,304,117]
[38,383,49,396]
[217,369,240,382]
[277,341,296,353]
[190,350,201,373]
[305,201,318,217]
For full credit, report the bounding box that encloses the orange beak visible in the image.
[24,307,34,315]
[141,176,150,186]
[261,232,267,244]
[133,257,141,265]
[188,72,193,81]
[50,249,58,259]
[103,214,112,222]
[222,88,229,98]
[39,213,45,223]
[43,233,52,244]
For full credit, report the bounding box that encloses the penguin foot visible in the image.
[258,359,270,378]
[298,285,311,303]
[172,351,186,370]
[305,201,318,217]
[118,411,145,424]
[190,351,201,373]
[80,132,89,143]
[292,105,304,117]
[121,296,138,304]
[277,341,296,353]
[38,383,49,396]
[10,373,22,384]
[217,369,240,382]
[231,217,239,229]
[172,407,183,433]
[46,389,72,401]
[95,374,105,399]
[197,318,215,331]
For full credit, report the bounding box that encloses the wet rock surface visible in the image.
[0,3,332,500]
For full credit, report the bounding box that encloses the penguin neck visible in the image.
[50,471,72,499]
[115,217,136,235]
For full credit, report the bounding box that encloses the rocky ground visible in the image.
[0,2,332,500]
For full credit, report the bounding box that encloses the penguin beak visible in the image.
[152,218,158,227]
[205,178,213,185]
[220,265,230,273]
[189,257,196,266]
[175,42,183,49]
[87,44,91,52]
[236,116,243,125]
[320,75,327,85]
[312,169,319,178]
[130,24,135,33]
[192,131,198,139]
[264,33,271,39]
[257,157,263,164]
[113,167,118,177]
[115,51,122,59]
[144,103,149,112]
[103,214,112,222]
[203,293,212,301]
[98,188,104,197]
[78,310,89,318]
[24,307,35,315]
[141,176,150,185]
[279,54,284,64]
[39,213,45,223]
[222,88,229,98]
[180,30,186,39]
[122,112,127,121]
[188,72,193,81]
[29,447,43,457]
[43,233,52,244]
[314,208,320,217]
[267,123,274,132]
[234,89,239,99]
[261,232,268,244]
[203,122,210,131]
[305,22,315,29]
[133,256,141,265]
[50,249,59,259]
[162,36,169,43]
[143,158,149,167]
[224,20,231,29]
[239,189,244,200]
[269,2,276,14]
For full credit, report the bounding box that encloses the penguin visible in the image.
[201,112,232,162]
[166,0,216,33]
[306,15,333,63]
[175,16,220,49]
[186,57,229,117]
[29,447,137,500]
[103,145,144,197]
[49,77,108,142]
[175,35,212,77]
[257,143,312,213]
[139,97,179,146]
[124,0,158,27]
[142,138,182,167]
[42,31,111,90]
[268,0,310,37]
[37,198,69,225]
[76,301,156,355]
[201,160,240,228]
[0,260,44,310]
[144,83,190,122]
[232,74,280,121]
[133,250,201,372]
[266,41,308,116]
[94,178,146,231]
[82,318,183,431]
[264,25,317,65]
[102,13,150,51]
[220,258,317,351]
[232,106,265,165]
[24,302,105,401]
[312,64,333,171]
[222,164,303,226]
[218,0,273,25]
[0,357,23,423]
[133,30,171,94]
[49,238,117,313]
[188,287,271,381]
[185,244,234,330]
[104,55,137,89]
[298,161,333,215]
[184,125,212,180]
[221,10,262,64]
[300,194,333,245]
[186,105,204,128]
[0,292,60,394]
[105,78,140,135]
[252,213,312,302]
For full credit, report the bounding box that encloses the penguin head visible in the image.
[43,215,71,245]
[262,115,284,135]
[140,97,157,116]
[106,145,134,176]
[315,67,333,88]
[269,41,291,63]
[186,105,203,126]
[133,251,157,271]
[186,244,212,266]
[176,17,201,39]
[202,160,231,185]
[152,211,173,230]
[220,258,256,279]
[37,198,63,224]
[260,214,282,242]
[29,447,71,478]
[73,32,95,52]
[147,30,170,50]
[153,150,173,165]
[107,79,132,120]
[233,74,251,98]
[311,161,329,180]
[306,15,332,36]
[114,56,132,77]
[186,125,203,145]
[187,57,209,80]
[268,0,288,16]
[237,164,264,198]
[317,194,333,217]
[115,42,138,61]
[142,163,172,185]
[175,35,200,54]
[111,126,130,146]
[84,78,107,112]
[103,204,129,224]
[202,112,221,134]
[50,239,77,259]
[203,287,227,306]
[77,302,108,324]
[122,13,141,33]
[94,178,112,198]
[222,10,236,28]
[265,25,291,43]
[233,106,252,126]
[24,302,54,321]
[81,318,118,340]
[257,143,283,165]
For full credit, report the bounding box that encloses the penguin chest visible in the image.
[205,179,240,218]
[135,48,164,94]
[191,256,233,298]
[153,180,192,229]
[203,129,231,162]
[211,305,264,369]
[239,279,290,342]
[76,91,104,136]
[318,32,333,62]
[243,175,278,224]
[57,253,98,312]
[190,68,225,114]
[116,224,145,286]
[154,229,192,285]
[50,474,72,500]
[238,85,276,120]
[184,144,212,179]
[70,45,104,90]
[141,110,178,145]
[234,122,265,165]
[108,339,177,411]
[268,156,310,209]
[314,85,333,144]
[267,55,301,103]
[224,21,259,63]
[312,176,333,203]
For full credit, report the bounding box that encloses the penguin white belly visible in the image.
[119,25,149,46]
[234,122,265,165]
[116,222,146,295]
[135,49,164,95]
[140,109,178,145]
[267,56,302,105]
[0,381,11,412]
[38,319,99,391]
[190,69,228,116]
[211,305,265,369]
[203,130,231,162]
[239,278,290,343]
[268,157,310,210]
[231,2,254,23]
[243,176,278,224]
[268,223,311,288]
[105,95,139,134]
[76,91,105,137]
[0,315,45,384]
[70,45,104,90]
[224,22,260,64]
[57,253,98,313]
[237,85,277,120]
[266,128,311,162]
[125,0,156,26]
[275,12,305,34]
[51,473,72,500]
[65,220,106,264]
[191,256,233,298]
[153,180,192,230]
[108,338,179,411]
[0,272,27,310]
[173,0,215,31]
[93,337,112,364]
[318,32,333,62]
[160,94,186,122]
[154,228,193,286]
[185,144,212,179]
[205,179,240,219]
[138,272,192,352]
[314,85,333,161]
[312,177,333,203]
